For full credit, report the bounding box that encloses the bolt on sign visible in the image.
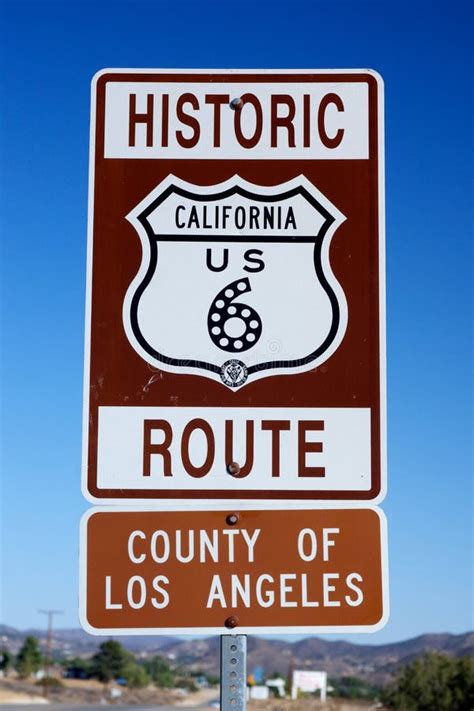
[79,506,388,634]
[82,69,385,502]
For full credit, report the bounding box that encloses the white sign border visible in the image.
[79,502,389,636]
[82,68,386,506]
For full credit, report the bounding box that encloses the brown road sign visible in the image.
[79,506,388,634]
[83,69,385,503]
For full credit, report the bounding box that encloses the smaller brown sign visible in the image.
[80,507,388,634]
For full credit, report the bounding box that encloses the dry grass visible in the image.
[249,700,379,711]
[0,679,383,709]
[0,677,178,705]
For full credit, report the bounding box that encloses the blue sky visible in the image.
[0,0,472,644]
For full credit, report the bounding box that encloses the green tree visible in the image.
[451,656,474,710]
[383,652,474,711]
[90,640,133,683]
[193,670,219,686]
[0,648,13,675]
[143,655,175,688]
[175,675,198,692]
[61,656,93,678]
[16,636,43,678]
[123,662,150,688]
[330,675,381,700]
[35,677,64,690]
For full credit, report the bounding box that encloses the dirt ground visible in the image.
[0,677,178,706]
[0,679,382,709]
[248,702,380,711]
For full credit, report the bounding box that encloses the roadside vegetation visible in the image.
[1,636,204,691]
[1,636,473,709]
[382,652,474,711]
[329,675,382,701]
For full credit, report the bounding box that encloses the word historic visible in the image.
[127,91,346,150]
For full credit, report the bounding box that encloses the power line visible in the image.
[38,609,63,697]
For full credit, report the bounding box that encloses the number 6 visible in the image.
[207,278,262,353]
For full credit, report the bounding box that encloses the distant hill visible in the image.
[156,632,474,683]
[1,624,472,685]
[0,625,177,655]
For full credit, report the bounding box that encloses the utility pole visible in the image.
[287,655,295,699]
[38,609,63,697]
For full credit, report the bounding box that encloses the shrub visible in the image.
[122,662,150,689]
[16,636,43,678]
[36,677,64,690]
[382,652,474,711]
[90,640,134,683]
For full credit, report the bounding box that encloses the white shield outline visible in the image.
[123,174,347,389]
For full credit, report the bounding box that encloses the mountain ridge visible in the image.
[1,625,472,684]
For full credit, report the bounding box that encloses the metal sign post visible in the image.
[220,635,247,711]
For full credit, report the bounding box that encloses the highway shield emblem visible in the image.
[123,175,347,389]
